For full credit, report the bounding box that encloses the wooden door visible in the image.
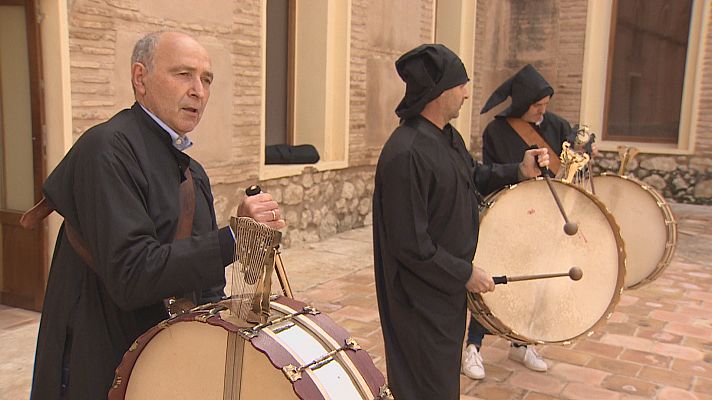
[0,0,47,311]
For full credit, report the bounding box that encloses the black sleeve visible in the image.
[46,132,227,311]
[377,150,473,294]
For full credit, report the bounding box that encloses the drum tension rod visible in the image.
[239,306,320,339]
[282,338,361,382]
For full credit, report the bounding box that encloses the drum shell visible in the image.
[592,173,677,289]
[109,296,387,400]
[468,179,626,345]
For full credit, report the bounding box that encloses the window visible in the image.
[265,0,293,147]
[580,0,706,154]
[261,0,350,178]
[604,0,692,144]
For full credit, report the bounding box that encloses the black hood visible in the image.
[480,64,553,118]
[395,44,470,119]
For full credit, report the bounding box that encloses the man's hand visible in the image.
[237,192,286,230]
[466,266,495,293]
[519,148,549,179]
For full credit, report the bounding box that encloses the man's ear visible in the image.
[131,62,147,96]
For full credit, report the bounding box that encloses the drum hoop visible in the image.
[469,178,627,345]
[108,297,385,400]
[598,173,678,289]
[269,298,384,399]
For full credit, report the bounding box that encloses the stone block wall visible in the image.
[594,153,712,205]
[211,166,376,248]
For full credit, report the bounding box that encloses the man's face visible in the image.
[133,33,214,135]
[442,83,469,121]
[521,96,550,123]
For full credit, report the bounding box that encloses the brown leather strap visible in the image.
[21,198,95,267]
[20,197,54,229]
[65,223,95,268]
[165,167,197,314]
[507,117,561,175]
[173,168,195,240]
[22,166,198,313]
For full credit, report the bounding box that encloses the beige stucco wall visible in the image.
[65,0,437,246]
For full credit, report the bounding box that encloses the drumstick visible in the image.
[529,145,578,236]
[493,267,583,285]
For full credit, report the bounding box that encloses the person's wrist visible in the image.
[517,162,527,181]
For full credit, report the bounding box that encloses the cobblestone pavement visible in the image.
[1,203,711,399]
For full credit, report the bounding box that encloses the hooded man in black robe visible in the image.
[372,44,550,400]
[462,64,565,380]
[462,64,598,380]
[480,64,573,168]
[29,31,286,399]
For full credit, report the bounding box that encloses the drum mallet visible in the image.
[529,145,578,236]
[493,267,583,285]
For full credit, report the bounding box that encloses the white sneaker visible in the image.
[461,344,485,380]
[508,345,548,372]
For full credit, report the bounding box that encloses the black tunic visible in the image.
[482,112,571,164]
[30,103,234,399]
[372,116,519,400]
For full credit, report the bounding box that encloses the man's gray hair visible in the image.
[131,32,163,71]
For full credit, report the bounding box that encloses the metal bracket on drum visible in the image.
[282,338,361,382]
[479,199,494,209]
[239,306,321,339]
[377,384,395,400]
[189,304,229,322]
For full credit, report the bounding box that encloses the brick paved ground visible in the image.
[293,203,712,400]
[1,203,710,399]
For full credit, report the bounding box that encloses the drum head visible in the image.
[592,174,677,288]
[471,179,625,344]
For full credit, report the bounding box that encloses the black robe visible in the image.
[30,103,234,399]
[372,116,520,400]
[482,112,571,164]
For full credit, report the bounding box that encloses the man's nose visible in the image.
[189,78,207,98]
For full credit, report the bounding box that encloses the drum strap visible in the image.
[20,168,198,315]
[507,117,561,175]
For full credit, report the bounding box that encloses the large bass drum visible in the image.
[467,179,626,345]
[109,296,390,400]
[591,173,677,289]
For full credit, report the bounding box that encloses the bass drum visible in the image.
[468,179,626,345]
[591,173,677,289]
[109,296,391,400]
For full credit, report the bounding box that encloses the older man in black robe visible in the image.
[372,44,549,400]
[29,32,285,399]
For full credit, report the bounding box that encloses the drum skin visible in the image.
[468,179,626,345]
[109,296,388,400]
[592,173,677,289]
